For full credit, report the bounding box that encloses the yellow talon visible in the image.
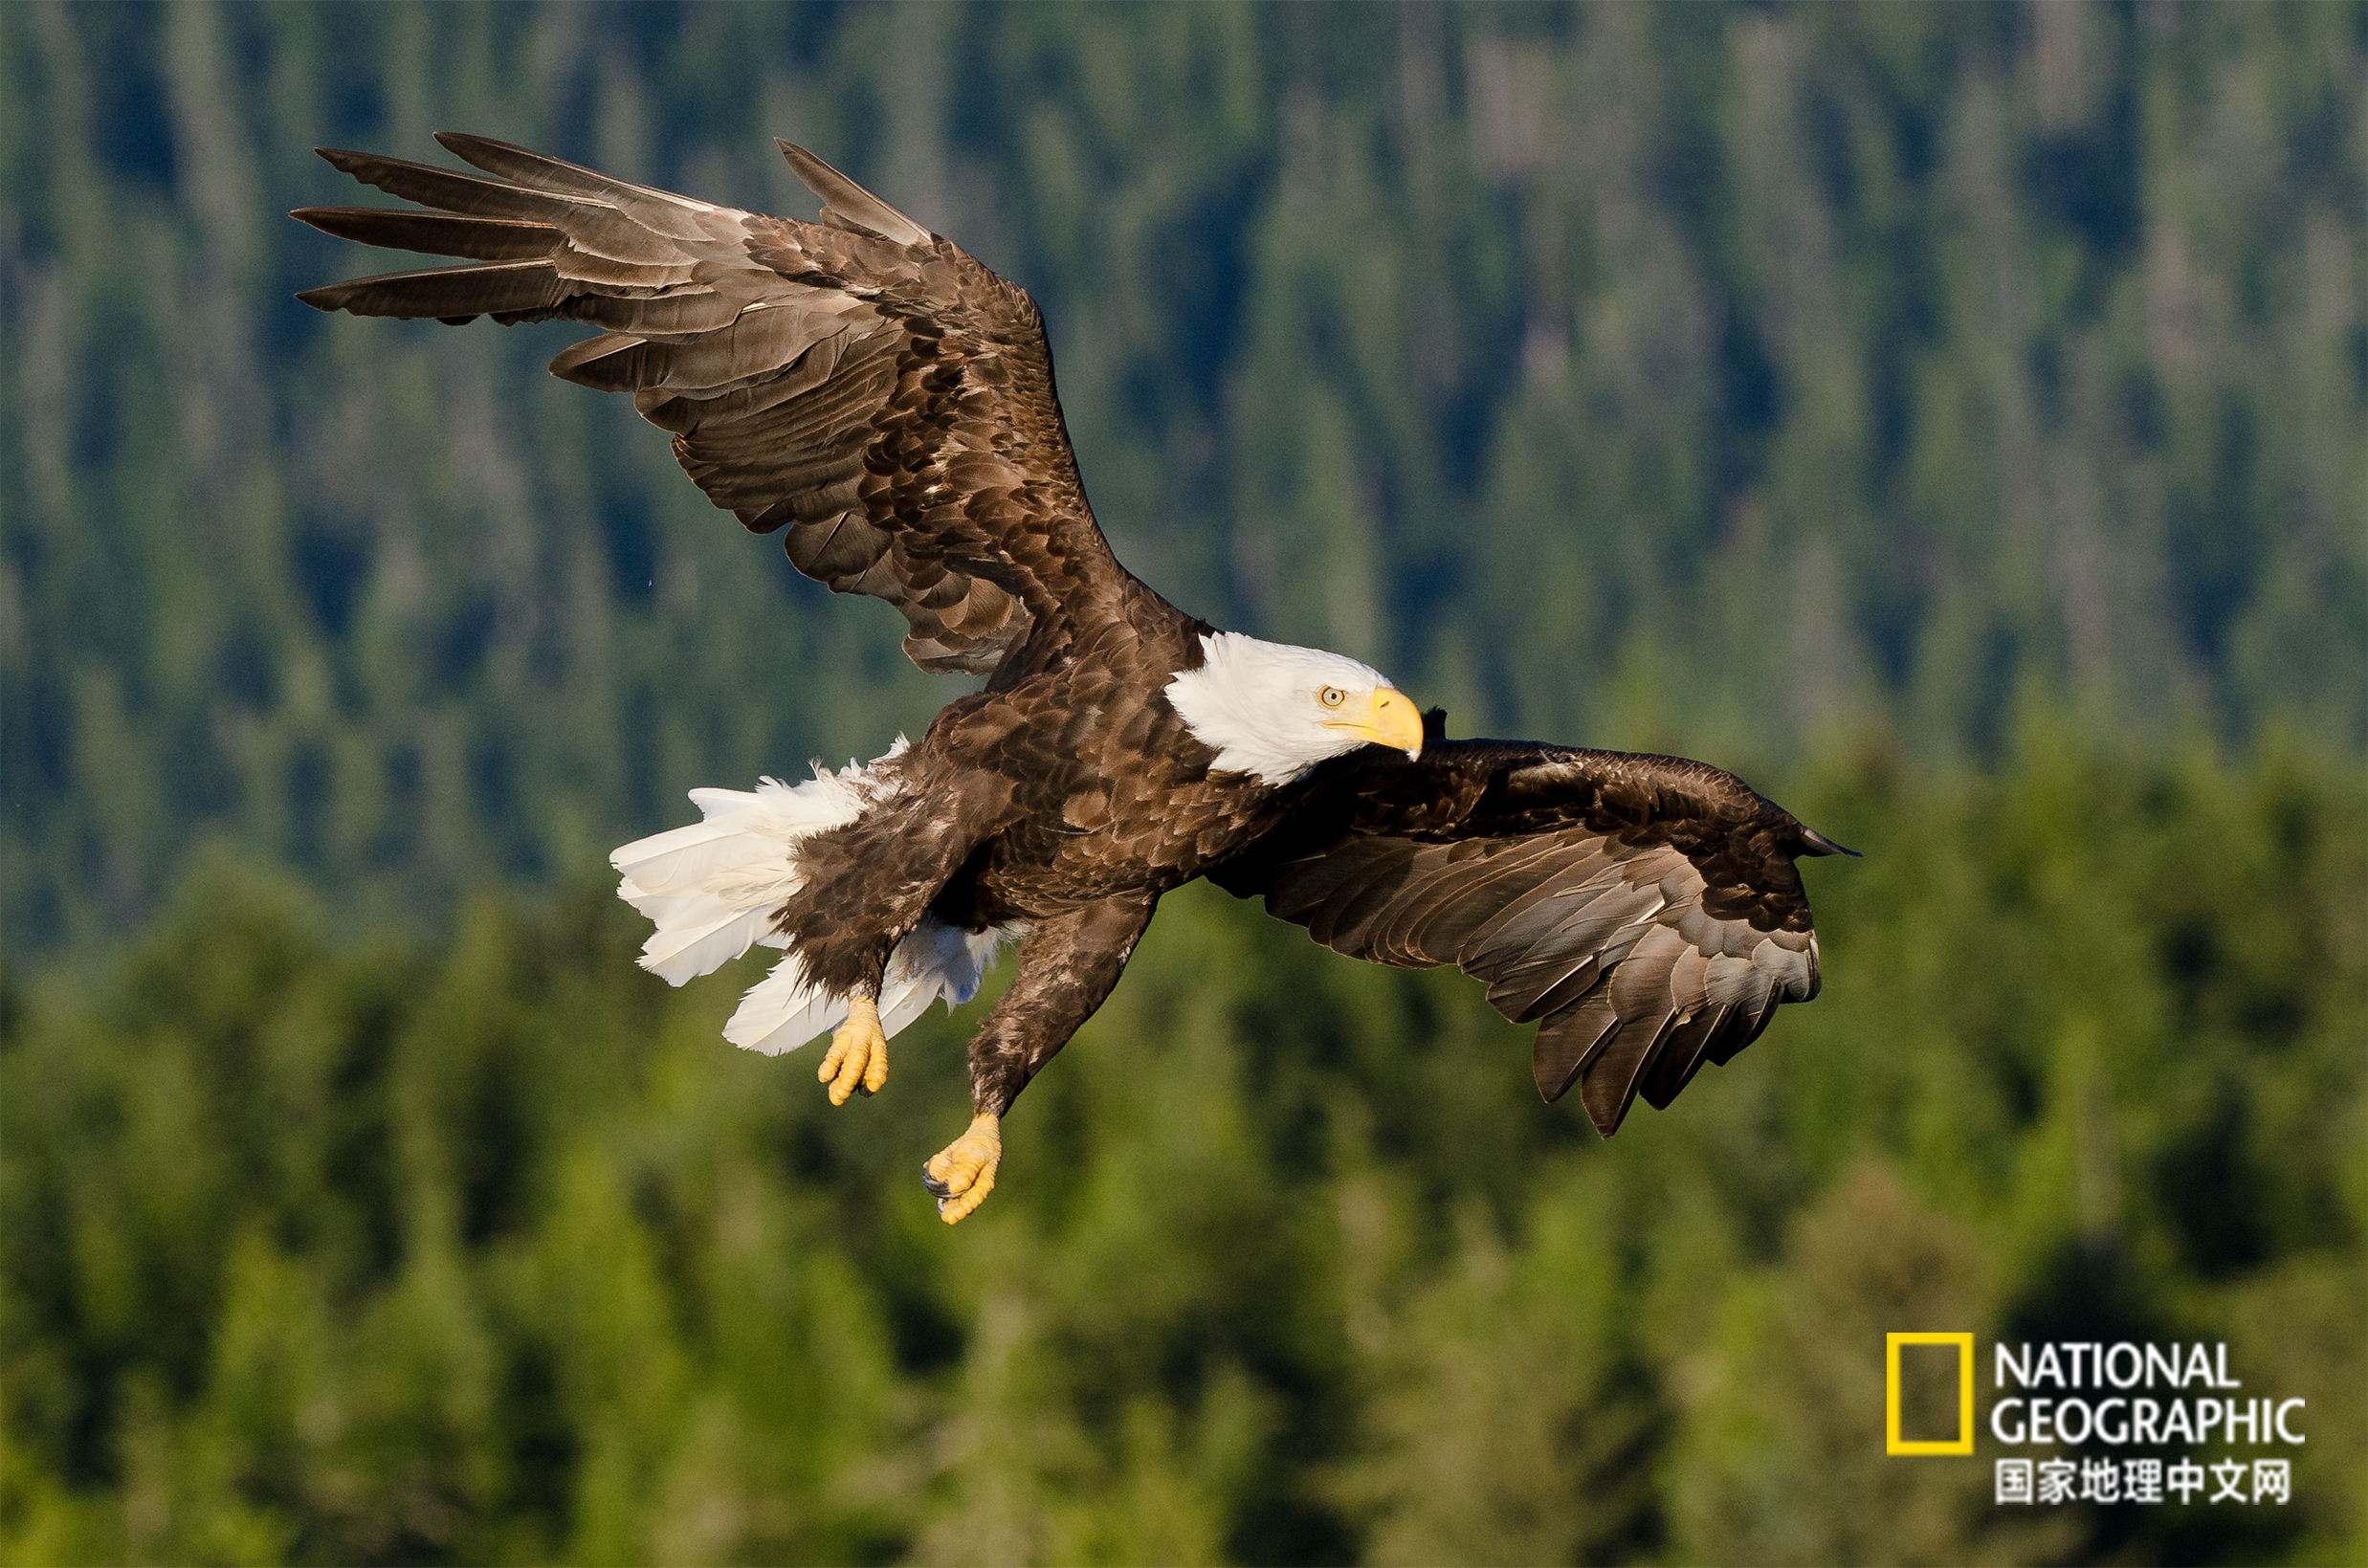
[817,996,887,1105]
[922,1113,1002,1224]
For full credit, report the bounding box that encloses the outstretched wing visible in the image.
[1208,738,1853,1136]
[295,134,1127,674]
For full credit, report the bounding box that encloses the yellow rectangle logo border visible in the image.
[1886,1332,1975,1455]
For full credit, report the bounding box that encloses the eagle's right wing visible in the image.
[1209,739,1852,1136]
[296,134,1128,675]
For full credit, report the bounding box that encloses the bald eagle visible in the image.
[296,136,1852,1223]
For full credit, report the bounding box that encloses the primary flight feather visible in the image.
[297,134,1851,1223]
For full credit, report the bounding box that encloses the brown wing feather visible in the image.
[290,208,564,260]
[1209,739,1848,1136]
[294,134,1132,675]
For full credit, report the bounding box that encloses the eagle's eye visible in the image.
[1318,686,1347,708]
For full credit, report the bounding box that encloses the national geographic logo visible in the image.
[1886,1333,1975,1455]
[1884,1333,2308,1510]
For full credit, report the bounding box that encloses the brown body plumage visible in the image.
[296,134,1850,1219]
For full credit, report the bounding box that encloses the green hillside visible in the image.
[3,5,2363,1565]
[5,1,2360,952]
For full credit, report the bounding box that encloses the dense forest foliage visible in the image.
[3,4,2363,1565]
[8,736,2365,1565]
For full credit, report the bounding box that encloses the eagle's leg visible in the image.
[816,992,888,1104]
[779,787,995,1106]
[924,892,1158,1224]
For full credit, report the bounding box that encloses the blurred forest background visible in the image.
[2,3,2362,1565]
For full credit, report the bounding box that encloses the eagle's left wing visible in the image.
[295,135,1127,675]
[1207,739,1853,1136]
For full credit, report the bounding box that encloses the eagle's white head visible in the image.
[1164,631,1424,785]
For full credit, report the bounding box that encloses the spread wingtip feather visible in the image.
[1798,825,1859,858]
[775,139,931,247]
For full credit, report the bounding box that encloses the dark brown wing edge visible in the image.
[1207,737,1854,1137]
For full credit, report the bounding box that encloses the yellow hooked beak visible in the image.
[1323,687,1424,760]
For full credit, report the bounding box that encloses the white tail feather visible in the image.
[724,917,1024,1057]
[635,906,770,985]
[609,740,909,986]
[722,961,849,1056]
[616,829,783,900]
[612,737,1019,1059]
